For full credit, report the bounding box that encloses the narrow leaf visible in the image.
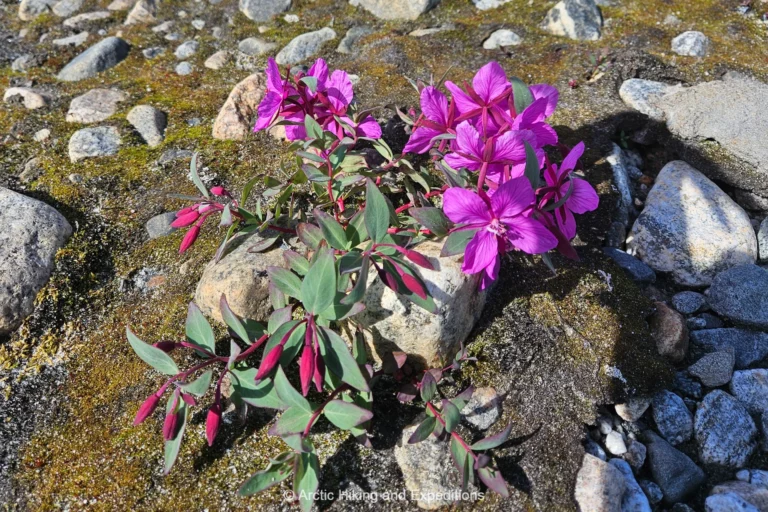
[523,141,540,190]
[189,153,209,199]
[180,370,213,397]
[220,295,250,343]
[471,422,513,451]
[364,178,389,243]
[186,302,216,355]
[267,267,303,299]
[126,327,180,375]
[239,461,293,496]
[442,400,460,433]
[323,400,373,430]
[511,76,534,115]
[317,327,370,392]
[408,416,436,444]
[300,247,336,315]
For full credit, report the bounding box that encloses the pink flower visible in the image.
[540,142,599,239]
[529,84,559,118]
[445,62,511,136]
[403,86,453,154]
[254,58,295,132]
[443,178,557,288]
[179,224,200,254]
[445,121,532,183]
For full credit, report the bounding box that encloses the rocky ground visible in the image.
[2,0,768,510]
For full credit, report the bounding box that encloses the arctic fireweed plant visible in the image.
[127,59,598,509]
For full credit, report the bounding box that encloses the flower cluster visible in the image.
[404,62,598,288]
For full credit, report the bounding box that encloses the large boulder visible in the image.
[212,73,265,140]
[349,0,439,20]
[0,188,73,336]
[57,37,130,82]
[626,161,757,287]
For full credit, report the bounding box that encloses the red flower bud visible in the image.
[181,393,196,406]
[206,402,222,446]
[176,205,198,217]
[255,344,283,381]
[299,344,315,397]
[179,225,200,254]
[163,409,180,440]
[210,186,226,196]
[133,393,161,425]
[152,341,177,353]
[401,272,427,300]
[171,210,200,228]
[313,347,324,393]
[405,250,435,270]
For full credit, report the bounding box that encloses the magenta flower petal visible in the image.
[462,229,499,275]
[506,216,558,254]
[403,127,441,154]
[444,152,481,172]
[443,187,493,226]
[472,61,510,104]
[513,97,548,127]
[265,58,282,93]
[444,81,478,114]
[327,69,354,111]
[355,115,382,139]
[492,130,527,163]
[299,344,315,397]
[307,58,328,91]
[479,254,500,290]
[171,210,200,228]
[491,177,535,221]
[565,177,599,214]
[555,206,577,240]
[179,225,200,254]
[420,86,449,125]
[528,122,558,147]
[529,84,559,118]
[454,121,484,158]
[255,344,283,381]
[558,142,585,178]
[254,91,282,131]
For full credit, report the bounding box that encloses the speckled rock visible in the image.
[638,480,663,505]
[18,0,56,21]
[52,0,83,18]
[66,88,127,123]
[349,0,439,20]
[708,265,768,330]
[174,40,198,59]
[615,397,651,422]
[689,349,735,388]
[126,105,167,147]
[194,233,287,325]
[602,248,656,284]
[652,390,693,445]
[239,0,290,22]
[145,213,177,239]
[460,387,501,430]
[695,390,757,468]
[175,62,193,75]
[687,313,723,331]
[355,241,486,367]
[57,37,130,81]
[691,328,768,369]
[473,0,511,8]
[3,87,50,110]
[710,481,768,511]
[275,27,336,66]
[729,369,768,415]
[237,37,276,56]
[62,11,111,28]
[605,431,627,456]
[204,50,229,69]
[706,492,759,512]
[52,31,89,47]
[609,458,651,512]
[623,439,647,470]
[644,430,705,504]
[68,126,121,163]
[337,26,373,54]
[762,415,768,452]
[672,291,708,315]
[540,0,602,41]
[626,161,757,287]
[619,79,677,121]
[649,302,688,363]
[212,72,265,141]
[574,454,625,512]
[758,218,768,263]
[483,29,522,49]
[0,188,73,336]
[671,31,710,57]
[124,0,155,24]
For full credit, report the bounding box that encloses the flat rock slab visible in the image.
[57,37,130,82]
[708,265,768,330]
[619,79,678,121]
[66,88,127,123]
[626,161,756,286]
[0,188,73,336]
[68,126,121,162]
[349,0,439,20]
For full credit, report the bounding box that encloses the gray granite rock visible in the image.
[602,248,656,284]
[62,11,111,28]
[626,161,757,287]
[609,458,651,512]
[585,438,607,461]
[18,0,56,20]
[3,87,50,110]
[706,492,759,512]
[239,0,290,22]
[238,37,276,56]
[638,480,663,505]
[212,72,265,141]
[708,265,768,330]
[483,29,522,49]
[691,328,768,369]
[541,0,602,41]
[460,387,501,430]
[68,126,121,162]
[762,415,768,452]
[57,37,130,81]
[574,454,625,512]
[619,79,677,121]
[605,430,627,456]
[644,430,705,504]
[337,26,373,54]
[349,0,439,20]
[623,438,647,470]
[66,88,127,123]
[729,370,768,415]
[19,158,44,183]
[126,105,166,147]
[124,0,155,25]
[204,50,229,70]
[52,0,83,17]
[146,213,177,239]
[275,28,336,66]
[615,397,651,422]
[0,188,73,335]
[672,31,710,57]
[695,390,757,468]
[652,390,693,445]
[710,481,768,511]
[689,349,735,388]
[473,0,512,8]
[174,40,199,59]
[757,218,768,263]
[52,31,89,46]
[672,291,708,315]
[175,62,194,75]
[673,371,703,399]
[687,313,723,331]
[142,47,165,59]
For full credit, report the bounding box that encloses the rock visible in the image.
[152,20,173,32]
[483,29,522,49]
[238,37,276,56]
[146,213,177,239]
[52,32,89,46]
[107,0,133,10]
[615,397,651,422]
[605,430,627,455]
[672,291,708,315]
[706,493,759,512]
[695,390,757,468]
[638,480,663,505]
[673,371,703,399]
[0,188,73,336]
[711,481,768,511]
[12,54,40,73]
[649,302,688,363]
[349,0,439,20]
[68,126,121,163]
[394,419,474,510]
[126,105,166,147]
[34,129,51,142]
[623,439,647,470]
[729,370,768,415]
[644,430,706,504]
[62,10,111,28]
[689,349,735,388]
[672,31,710,57]
[586,438,607,461]
[745,470,768,488]
[57,37,130,82]
[652,390,693,445]
[758,219,768,264]
[143,47,165,59]
[409,25,454,38]
[174,40,199,59]
[574,454,625,512]
[275,28,336,66]
[606,144,635,228]
[687,313,723,331]
[204,50,229,69]
[626,161,757,287]
[3,87,50,110]
[708,265,768,330]
[540,0,602,41]
[691,329,768,369]
[191,19,205,29]
[66,88,127,123]
[124,0,155,25]
[619,79,678,122]
[157,148,193,164]
[239,0,290,22]
[212,72,265,141]
[355,241,486,367]
[18,0,56,20]
[473,0,512,9]
[602,248,656,284]
[175,62,193,75]
[609,458,651,512]
[762,415,768,452]
[194,233,286,324]
[460,387,501,430]
[52,0,83,17]
[337,26,373,54]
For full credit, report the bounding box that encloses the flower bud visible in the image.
[206,402,222,446]
[179,225,200,254]
[176,205,199,217]
[313,348,325,393]
[405,250,434,270]
[152,341,177,353]
[133,393,161,425]
[210,186,226,196]
[163,409,180,440]
[255,344,283,381]
[299,344,315,397]
[171,210,200,228]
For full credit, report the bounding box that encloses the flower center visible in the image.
[486,218,507,237]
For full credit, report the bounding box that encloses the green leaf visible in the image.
[263,319,301,358]
[189,153,209,199]
[449,386,475,411]
[523,141,540,190]
[126,327,179,375]
[442,400,460,433]
[239,176,261,206]
[511,76,534,115]
[478,466,510,497]
[186,302,216,356]
[279,322,307,366]
[408,416,436,444]
[450,436,469,484]
[239,460,293,496]
[317,327,370,392]
[364,178,389,243]
[220,295,250,343]
[268,306,293,334]
[352,330,367,365]
[180,370,212,397]
[409,207,452,237]
[267,267,303,299]
[323,400,373,430]
[228,340,241,369]
[441,229,477,257]
[301,164,330,183]
[297,223,323,250]
[274,406,314,435]
[283,250,310,276]
[230,368,284,409]
[242,319,267,344]
[300,247,336,315]
[346,211,368,247]
[420,371,436,402]
[371,139,393,161]
[340,255,369,306]
[313,209,348,250]
[297,150,326,164]
[304,114,323,139]
[274,366,313,412]
[294,451,320,512]
[163,400,187,474]
[470,421,513,451]
[220,204,232,227]
[381,258,437,314]
[300,76,318,93]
